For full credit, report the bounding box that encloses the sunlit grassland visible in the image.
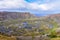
[0,35,16,40]
[51,38,60,40]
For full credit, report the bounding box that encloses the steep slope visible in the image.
[0,12,36,20]
[47,14,60,23]
[1,12,60,37]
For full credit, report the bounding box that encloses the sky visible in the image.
[0,0,60,15]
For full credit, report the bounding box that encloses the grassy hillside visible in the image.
[1,13,60,40]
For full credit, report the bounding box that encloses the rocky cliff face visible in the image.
[47,14,60,23]
[0,12,36,20]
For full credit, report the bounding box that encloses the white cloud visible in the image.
[26,0,60,11]
[27,3,39,10]
[38,3,54,10]
[25,2,54,10]
[0,0,60,11]
[0,0,26,9]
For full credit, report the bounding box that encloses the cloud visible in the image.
[25,2,54,11]
[0,0,54,10]
[0,0,26,9]
[27,3,39,10]
[0,0,60,13]
[38,3,54,10]
[27,0,60,11]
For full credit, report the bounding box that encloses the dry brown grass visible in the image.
[0,35,16,40]
[51,37,60,40]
